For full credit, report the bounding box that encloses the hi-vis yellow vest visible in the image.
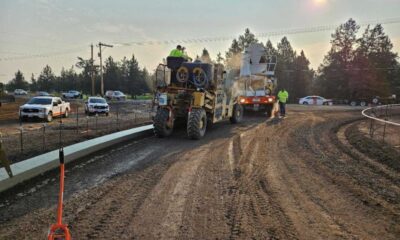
[277,90,289,103]
[169,49,183,57]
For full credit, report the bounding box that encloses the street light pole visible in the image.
[97,42,113,96]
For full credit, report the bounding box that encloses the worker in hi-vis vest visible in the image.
[277,88,289,118]
[169,45,184,57]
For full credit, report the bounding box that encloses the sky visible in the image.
[1,0,400,84]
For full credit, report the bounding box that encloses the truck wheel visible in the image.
[350,101,357,107]
[154,108,173,137]
[230,104,243,124]
[360,101,367,107]
[63,109,69,118]
[47,112,53,122]
[187,108,207,140]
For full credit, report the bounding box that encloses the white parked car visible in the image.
[85,97,109,116]
[19,96,70,122]
[105,90,126,101]
[299,96,333,105]
[14,89,28,95]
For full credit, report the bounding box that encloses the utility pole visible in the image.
[90,44,95,96]
[97,42,113,96]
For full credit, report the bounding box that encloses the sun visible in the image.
[314,0,327,4]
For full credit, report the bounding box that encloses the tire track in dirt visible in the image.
[337,122,400,186]
[282,111,400,239]
[223,126,298,240]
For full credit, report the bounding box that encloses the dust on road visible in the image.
[0,105,399,239]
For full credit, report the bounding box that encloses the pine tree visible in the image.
[104,56,122,92]
[365,24,398,96]
[37,65,56,92]
[30,73,38,92]
[6,70,29,91]
[265,40,278,56]
[225,28,259,68]
[238,28,258,50]
[316,19,360,99]
[276,37,297,99]
[292,50,313,99]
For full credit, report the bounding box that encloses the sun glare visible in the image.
[314,0,327,5]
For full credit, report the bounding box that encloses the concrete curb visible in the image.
[0,124,154,193]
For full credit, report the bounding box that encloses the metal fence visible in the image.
[0,101,154,163]
[361,104,400,144]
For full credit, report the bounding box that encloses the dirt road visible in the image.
[0,105,399,239]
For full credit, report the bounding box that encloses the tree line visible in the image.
[4,54,151,97]
[315,19,399,100]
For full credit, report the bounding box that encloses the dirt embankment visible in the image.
[0,106,399,239]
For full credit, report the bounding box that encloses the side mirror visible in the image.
[53,102,58,106]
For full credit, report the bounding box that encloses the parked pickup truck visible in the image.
[84,97,110,116]
[19,96,70,122]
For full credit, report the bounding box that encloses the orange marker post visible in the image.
[48,148,71,240]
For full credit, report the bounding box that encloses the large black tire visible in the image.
[230,104,243,124]
[154,108,173,137]
[187,108,207,140]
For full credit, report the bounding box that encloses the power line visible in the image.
[113,17,400,47]
[0,47,87,62]
[1,17,400,62]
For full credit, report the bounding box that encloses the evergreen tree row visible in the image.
[315,19,399,99]
[5,54,150,97]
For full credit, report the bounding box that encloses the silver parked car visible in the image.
[105,90,126,101]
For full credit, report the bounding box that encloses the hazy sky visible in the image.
[1,0,400,83]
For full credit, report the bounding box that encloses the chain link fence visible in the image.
[0,100,154,163]
[361,104,400,147]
